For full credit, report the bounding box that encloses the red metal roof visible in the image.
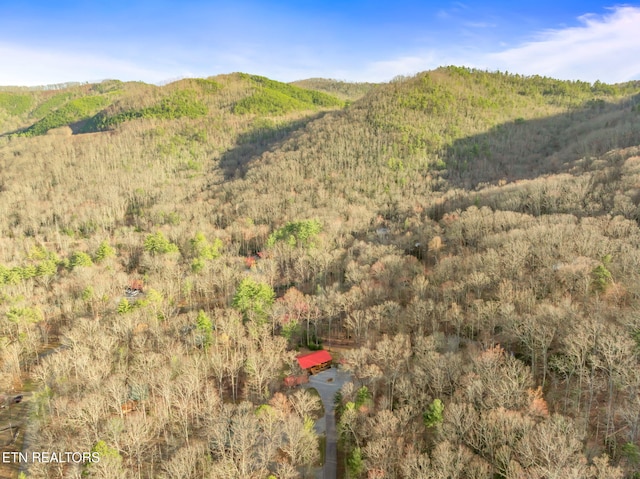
[297,350,332,369]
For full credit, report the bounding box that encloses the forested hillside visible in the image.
[1,67,640,479]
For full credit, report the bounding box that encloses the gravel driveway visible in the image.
[304,367,351,479]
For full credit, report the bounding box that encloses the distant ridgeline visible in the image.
[0,74,348,137]
[0,81,85,91]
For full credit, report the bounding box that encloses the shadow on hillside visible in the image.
[0,121,89,138]
[0,126,26,137]
[219,112,327,180]
[443,97,640,189]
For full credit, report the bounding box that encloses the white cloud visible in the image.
[362,51,471,82]
[484,6,640,83]
[366,55,439,81]
[463,21,497,29]
[3,5,639,86]
[363,5,640,84]
[0,43,169,86]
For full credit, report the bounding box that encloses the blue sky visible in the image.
[1,1,639,86]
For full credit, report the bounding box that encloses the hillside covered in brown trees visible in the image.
[1,67,640,478]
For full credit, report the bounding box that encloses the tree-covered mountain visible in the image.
[1,67,640,479]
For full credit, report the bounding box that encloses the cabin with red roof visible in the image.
[296,350,332,374]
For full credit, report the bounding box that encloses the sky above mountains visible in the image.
[1,1,638,86]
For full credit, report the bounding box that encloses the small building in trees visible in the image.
[296,350,332,375]
[125,279,144,298]
[284,374,309,388]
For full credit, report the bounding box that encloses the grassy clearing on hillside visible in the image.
[84,89,209,132]
[0,93,33,116]
[29,92,73,118]
[233,74,344,115]
[20,95,110,136]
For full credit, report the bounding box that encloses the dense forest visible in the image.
[1,66,640,478]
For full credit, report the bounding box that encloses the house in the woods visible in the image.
[296,350,332,375]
